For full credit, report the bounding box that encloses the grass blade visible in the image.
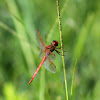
[5,0,35,73]
[71,59,77,95]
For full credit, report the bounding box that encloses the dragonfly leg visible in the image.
[55,50,61,55]
[56,47,61,49]
[56,47,66,53]
[55,50,65,56]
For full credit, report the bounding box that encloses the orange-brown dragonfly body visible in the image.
[28,30,61,84]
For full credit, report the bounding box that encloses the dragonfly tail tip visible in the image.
[28,81,31,84]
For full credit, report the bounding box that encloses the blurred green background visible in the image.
[0,0,100,100]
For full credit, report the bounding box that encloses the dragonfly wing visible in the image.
[45,51,55,61]
[43,57,56,73]
[39,49,45,59]
[35,29,46,49]
[48,52,55,61]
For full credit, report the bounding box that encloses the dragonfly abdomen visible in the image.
[28,56,46,84]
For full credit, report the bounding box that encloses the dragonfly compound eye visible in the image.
[53,40,58,46]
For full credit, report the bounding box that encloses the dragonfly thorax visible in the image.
[50,45,56,52]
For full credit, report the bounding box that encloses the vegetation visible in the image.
[0,0,100,100]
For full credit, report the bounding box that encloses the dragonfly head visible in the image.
[53,40,58,46]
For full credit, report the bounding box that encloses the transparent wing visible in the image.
[48,52,55,61]
[45,51,55,61]
[35,29,46,49]
[39,49,45,59]
[43,57,56,73]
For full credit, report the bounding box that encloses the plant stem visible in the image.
[56,0,68,100]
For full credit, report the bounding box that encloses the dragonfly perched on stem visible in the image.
[28,29,61,84]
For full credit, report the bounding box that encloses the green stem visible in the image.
[56,0,68,100]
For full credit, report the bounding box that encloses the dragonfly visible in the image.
[28,29,61,84]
